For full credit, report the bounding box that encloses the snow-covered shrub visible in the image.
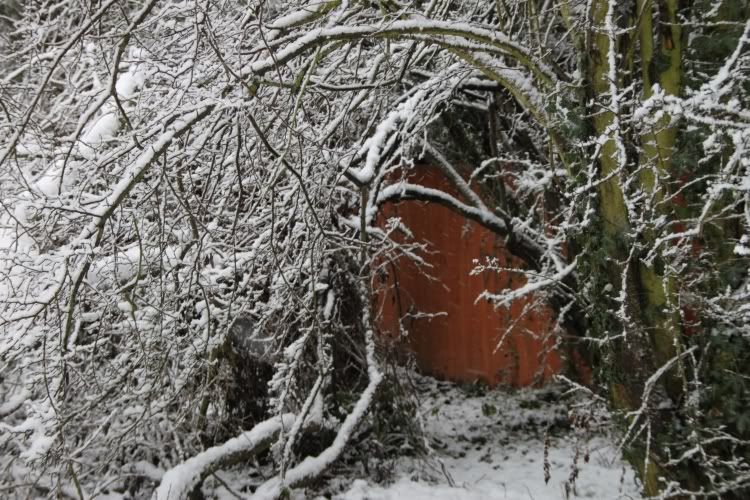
[2,0,750,498]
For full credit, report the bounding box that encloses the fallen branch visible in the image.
[153,413,295,500]
[251,329,383,500]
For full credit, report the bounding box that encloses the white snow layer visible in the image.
[332,379,639,500]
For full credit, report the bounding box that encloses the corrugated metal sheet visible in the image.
[376,166,564,387]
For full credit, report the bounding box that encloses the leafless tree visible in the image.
[1,0,749,497]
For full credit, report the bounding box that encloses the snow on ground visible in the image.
[200,375,641,500]
[330,377,641,500]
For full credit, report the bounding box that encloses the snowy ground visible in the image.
[328,377,641,500]
[204,376,642,500]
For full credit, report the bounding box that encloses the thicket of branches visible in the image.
[1,0,749,498]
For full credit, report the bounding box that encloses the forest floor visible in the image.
[328,376,641,500]
[210,375,642,499]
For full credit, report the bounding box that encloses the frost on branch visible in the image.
[1,0,750,498]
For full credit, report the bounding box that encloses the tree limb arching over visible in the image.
[0,1,749,498]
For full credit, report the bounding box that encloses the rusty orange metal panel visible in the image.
[376,166,563,387]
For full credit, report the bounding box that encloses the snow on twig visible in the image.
[154,414,295,500]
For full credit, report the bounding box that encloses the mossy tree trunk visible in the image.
[587,1,680,494]
[582,0,749,495]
